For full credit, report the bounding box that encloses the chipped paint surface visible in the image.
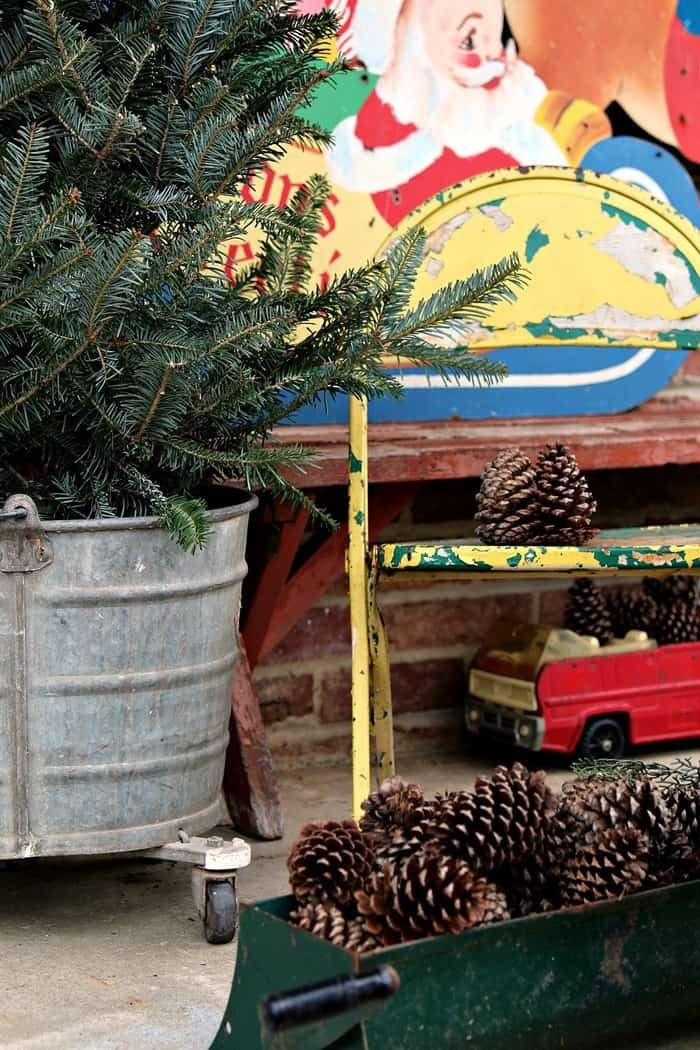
[384,167,700,353]
[377,529,700,576]
[479,203,514,232]
[594,220,699,309]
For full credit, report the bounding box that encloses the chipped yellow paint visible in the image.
[377,529,700,578]
[378,167,700,353]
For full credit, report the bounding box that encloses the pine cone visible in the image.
[360,777,430,850]
[288,820,374,905]
[643,575,699,609]
[565,579,614,644]
[355,857,488,945]
[560,827,649,905]
[374,820,438,869]
[475,448,538,545]
[431,764,557,874]
[290,901,381,953]
[532,442,597,545]
[561,777,670,848]
[607,590,658,638]
[476,884,511,926]
[649,784,700,886]
[655,600,700,645]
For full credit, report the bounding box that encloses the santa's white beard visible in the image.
[377,16,559,161]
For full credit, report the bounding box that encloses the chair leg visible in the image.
[348,396,372,821]
[368,555,395,786]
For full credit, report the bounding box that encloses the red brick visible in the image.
[255,673,313,724]
[383,593,532,650]
[538,587,570,627]
[318,657,465,723]
[318,667,352,723]
[262,604,351,664]
[391,658,464,713]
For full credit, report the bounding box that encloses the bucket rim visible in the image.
[2,488,258,534]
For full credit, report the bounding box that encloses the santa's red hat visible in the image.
[332,0,405,73]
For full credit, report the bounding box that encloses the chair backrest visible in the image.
[349,165,700,515]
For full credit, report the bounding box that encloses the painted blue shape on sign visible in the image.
[678,0,700,35]
[283,137,698,426]
[581,136,700,224]
[287,347,688,424]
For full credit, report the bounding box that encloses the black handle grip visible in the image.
[261,966,400,1034]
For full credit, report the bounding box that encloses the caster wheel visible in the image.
[204,880,237,945]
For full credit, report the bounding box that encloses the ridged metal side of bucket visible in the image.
[0,493,256,858]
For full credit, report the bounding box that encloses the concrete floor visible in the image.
[2,746,700,1050]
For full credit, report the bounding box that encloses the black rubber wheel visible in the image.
[204,880,237,945]
[578,717,627,760]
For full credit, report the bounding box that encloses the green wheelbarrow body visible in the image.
[211,884,700,1050]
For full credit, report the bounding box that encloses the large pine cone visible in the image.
[560,827,649,905]
[291,901,381,953]
[532,442,597,545]
[288,820,374,905]
[355,856,488,945]
[431,764,557,874]
[360,777,433,853]
[475,448,538,545]
[643,575,699,609]
[607,590,657,638]
[561,777,670,848]
[655,600,700,645]
[565,579,614,644]
[497,798,573,915]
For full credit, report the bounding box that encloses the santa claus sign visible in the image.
[253,0,700,421]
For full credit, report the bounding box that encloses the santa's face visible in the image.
[415,0,506,87]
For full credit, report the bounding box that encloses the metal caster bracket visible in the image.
[143,831,251,943]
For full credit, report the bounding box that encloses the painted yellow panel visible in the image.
[379,168,700,353]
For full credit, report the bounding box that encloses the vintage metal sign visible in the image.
[235,0,700,422]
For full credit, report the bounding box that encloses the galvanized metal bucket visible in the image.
[0,490,257,859]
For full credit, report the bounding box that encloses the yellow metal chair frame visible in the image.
[347,167,700,820]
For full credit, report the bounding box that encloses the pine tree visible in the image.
[0,0,524,548]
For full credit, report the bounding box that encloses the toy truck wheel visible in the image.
[204,879,237,945]
[578,717,627,760]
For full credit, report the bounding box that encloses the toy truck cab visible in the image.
[465,621,700,758]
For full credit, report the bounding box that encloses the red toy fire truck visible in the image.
[466,622,700,759]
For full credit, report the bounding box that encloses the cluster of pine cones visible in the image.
[287,764,700,953]
[475,443,596,546]
[565,575,700,646]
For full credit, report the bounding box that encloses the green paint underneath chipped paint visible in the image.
[655,271,668,286]
[354,511,364,525]
[378,530,700,573]
[601,202,650,233]
[525,225,550,263]
[349,449,362,473]
[487,197,505,207]
[525,319,590,342]
[673,248,700,298]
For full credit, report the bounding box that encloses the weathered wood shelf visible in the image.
[377,525,700,578]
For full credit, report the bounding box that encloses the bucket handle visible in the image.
[0,495,52,573]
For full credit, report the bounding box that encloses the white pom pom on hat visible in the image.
[335,0,406,74]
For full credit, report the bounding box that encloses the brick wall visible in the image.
[254,460,700,769]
